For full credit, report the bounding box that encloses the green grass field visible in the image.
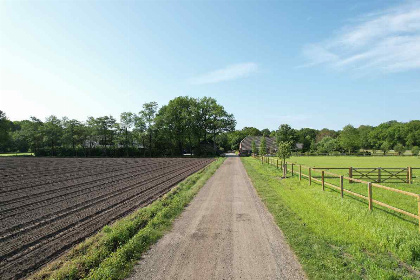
[242,157,420,279]
[288,156,420,169]
[280,156,420,217]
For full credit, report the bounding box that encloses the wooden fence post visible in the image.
[276,159,278,169]
[378,168,381,183]
[340,176,344,198]
[309,168,312,185]
[408,167,412,184]
[299,165,302,181]
[368,182,373,211]
[261,156,263,164]
[292,163,294,176]
[285,162,288,175]
[418,195,420,232]
[349,167,353,184]
[322,171,325,191]
[409,167,413,184]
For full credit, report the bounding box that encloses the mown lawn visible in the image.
[241,157,420,280]
[282,156,420,216]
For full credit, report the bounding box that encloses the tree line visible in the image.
[1,99,419,157]
[220,121,420,156]
[0,96,235,157]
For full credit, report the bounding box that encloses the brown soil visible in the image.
[0,157,213,280]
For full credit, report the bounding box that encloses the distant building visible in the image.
[296,143,304,150]
[239,136,277,155]
[239,135,303,155]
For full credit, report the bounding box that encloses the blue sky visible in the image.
[1,0,419,130]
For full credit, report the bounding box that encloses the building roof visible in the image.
[240,136,277,151]
[240,136,304,152]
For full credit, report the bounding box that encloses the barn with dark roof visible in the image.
[239,136,277,155]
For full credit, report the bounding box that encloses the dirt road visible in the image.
[128,155,306,280]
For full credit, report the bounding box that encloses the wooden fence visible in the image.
[311,167,417,184]
[257,156,420,232]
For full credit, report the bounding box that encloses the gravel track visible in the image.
[0,157,213,280]
[128,155,306,280]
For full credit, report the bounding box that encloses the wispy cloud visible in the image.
[189,63,258,85]
[300,2,420,73]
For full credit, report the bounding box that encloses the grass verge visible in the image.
[29,157,224,280]
[241,157,419,280]
[0,152,34,156]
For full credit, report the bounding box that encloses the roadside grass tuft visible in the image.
[29,158,224,280]
[241,157,420,280]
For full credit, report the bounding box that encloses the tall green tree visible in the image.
[0,110,11,152]
[21,117,44,154]
[394,143,405,156]
[133,114,147,155]
[251,140,257,155]
[140,102,158,156]
[296,128,317,152]
[411,146,419,156]
[339,125,360,154]
[156,97,193,155]
[87,115,117,156]
[316,128,338,142]
[277,141,292,174]
[259,136,267,155]
[358,125,373,150]
[317,136,339,154]
[261,128,271,137]
[120,112,136,155]
[62,118,83,156]
[43,115,63,156]
[276,124,297,146]
[380,141,391,155]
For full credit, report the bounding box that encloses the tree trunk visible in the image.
[149,132,152,157]
[125,127,129,157]
[72,139,75,157]
[142,137,146,157]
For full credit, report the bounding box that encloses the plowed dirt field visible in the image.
[0,157,213,280]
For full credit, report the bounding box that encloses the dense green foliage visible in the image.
[0,97,235,156]
[2,102,419,156]
[251,140,257,155]
[259,136,267,155]
[242,157,419,280]
[216,121,420,155]
[31,158,224,280]
[277,141,292,167]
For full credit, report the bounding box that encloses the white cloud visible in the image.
[189,63,258,85]
[301,2,420,73]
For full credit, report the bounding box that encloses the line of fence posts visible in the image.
[254,156,420,231]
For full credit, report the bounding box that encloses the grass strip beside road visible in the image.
[0,152,34,156]
[241,157,420,280]
[29,157,224,280]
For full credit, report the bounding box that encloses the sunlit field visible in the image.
[278,156,420,219]
[242,157,420,279]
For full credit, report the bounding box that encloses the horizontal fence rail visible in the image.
[256,155,420,232]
